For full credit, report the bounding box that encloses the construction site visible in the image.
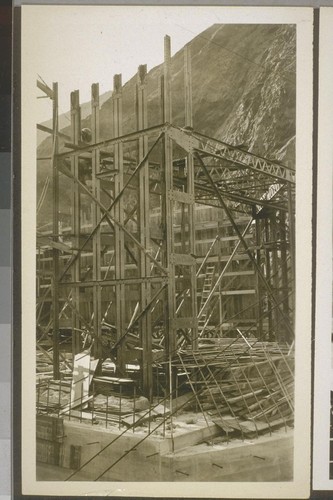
[35,25,295,482]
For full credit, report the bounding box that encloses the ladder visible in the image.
[198,264,215,333]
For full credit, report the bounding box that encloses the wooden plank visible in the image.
[37,236,73,253]
[66,351,98,410]
[71,351,90,405]
[93,376,134,385]
[212,418,237,434]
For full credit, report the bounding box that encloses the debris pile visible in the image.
[36,340,294,441]
[174,339,294,437]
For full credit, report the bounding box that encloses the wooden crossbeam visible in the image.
[37,79,54,99]
[37,123,70,141]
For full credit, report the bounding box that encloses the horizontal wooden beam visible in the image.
[57,124,166,159]
[37,236,74,253]
[58,276,167,287]
[170,253,196,266]
[37,123,70,141]
[37,79,54,99]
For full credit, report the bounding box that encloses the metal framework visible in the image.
[36,35,295,401]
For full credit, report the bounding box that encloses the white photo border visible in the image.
[21,5,313,497]
[313,6,333,492]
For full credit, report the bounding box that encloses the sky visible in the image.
[22,5,224,123]
[21,5,304,124]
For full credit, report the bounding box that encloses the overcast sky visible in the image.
[23,6,226,123]
[22,5,303,125]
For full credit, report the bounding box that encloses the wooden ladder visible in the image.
[198,264,215,334]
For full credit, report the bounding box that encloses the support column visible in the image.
[280,210,290,341]
[264,217,273,339]
[91,83,102,360]
[70,90,82,355]
[218,219,224,337]
[136,64,152,397]
[184,45,198,348]
[270,212,279,339]
[112,75,126,373]
[161,35,176,359]
[255,218,264,339]
[52,82,60,379]
[184,44,193,130]
[287,184,295,332]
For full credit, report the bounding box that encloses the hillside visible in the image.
[37,24,296,226]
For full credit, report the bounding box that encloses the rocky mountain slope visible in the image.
[37,23,296,225]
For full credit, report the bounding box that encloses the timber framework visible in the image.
[35,35,295,481]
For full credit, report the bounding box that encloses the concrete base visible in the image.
[37,416,293,482]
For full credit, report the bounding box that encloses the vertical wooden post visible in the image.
[270,212,279,339]
[52,82,60,379]
[218,219,223,337]
[184,45,197,348]
[91,83,102,360]
[136,64,152,397]
[70,90,81,355]
[163,35,172,124]
[184,44,193,130]
[112,75,126,373]
[255,218,263,339]
[161,35,176,360]
[287,184,295,331]
[279,210,290,341]
[264,217,273,340]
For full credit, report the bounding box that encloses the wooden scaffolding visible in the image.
[36,35,295,399]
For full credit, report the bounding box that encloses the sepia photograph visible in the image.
[21,5,313,498]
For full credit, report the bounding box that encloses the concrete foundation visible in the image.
[37,415,293,481]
